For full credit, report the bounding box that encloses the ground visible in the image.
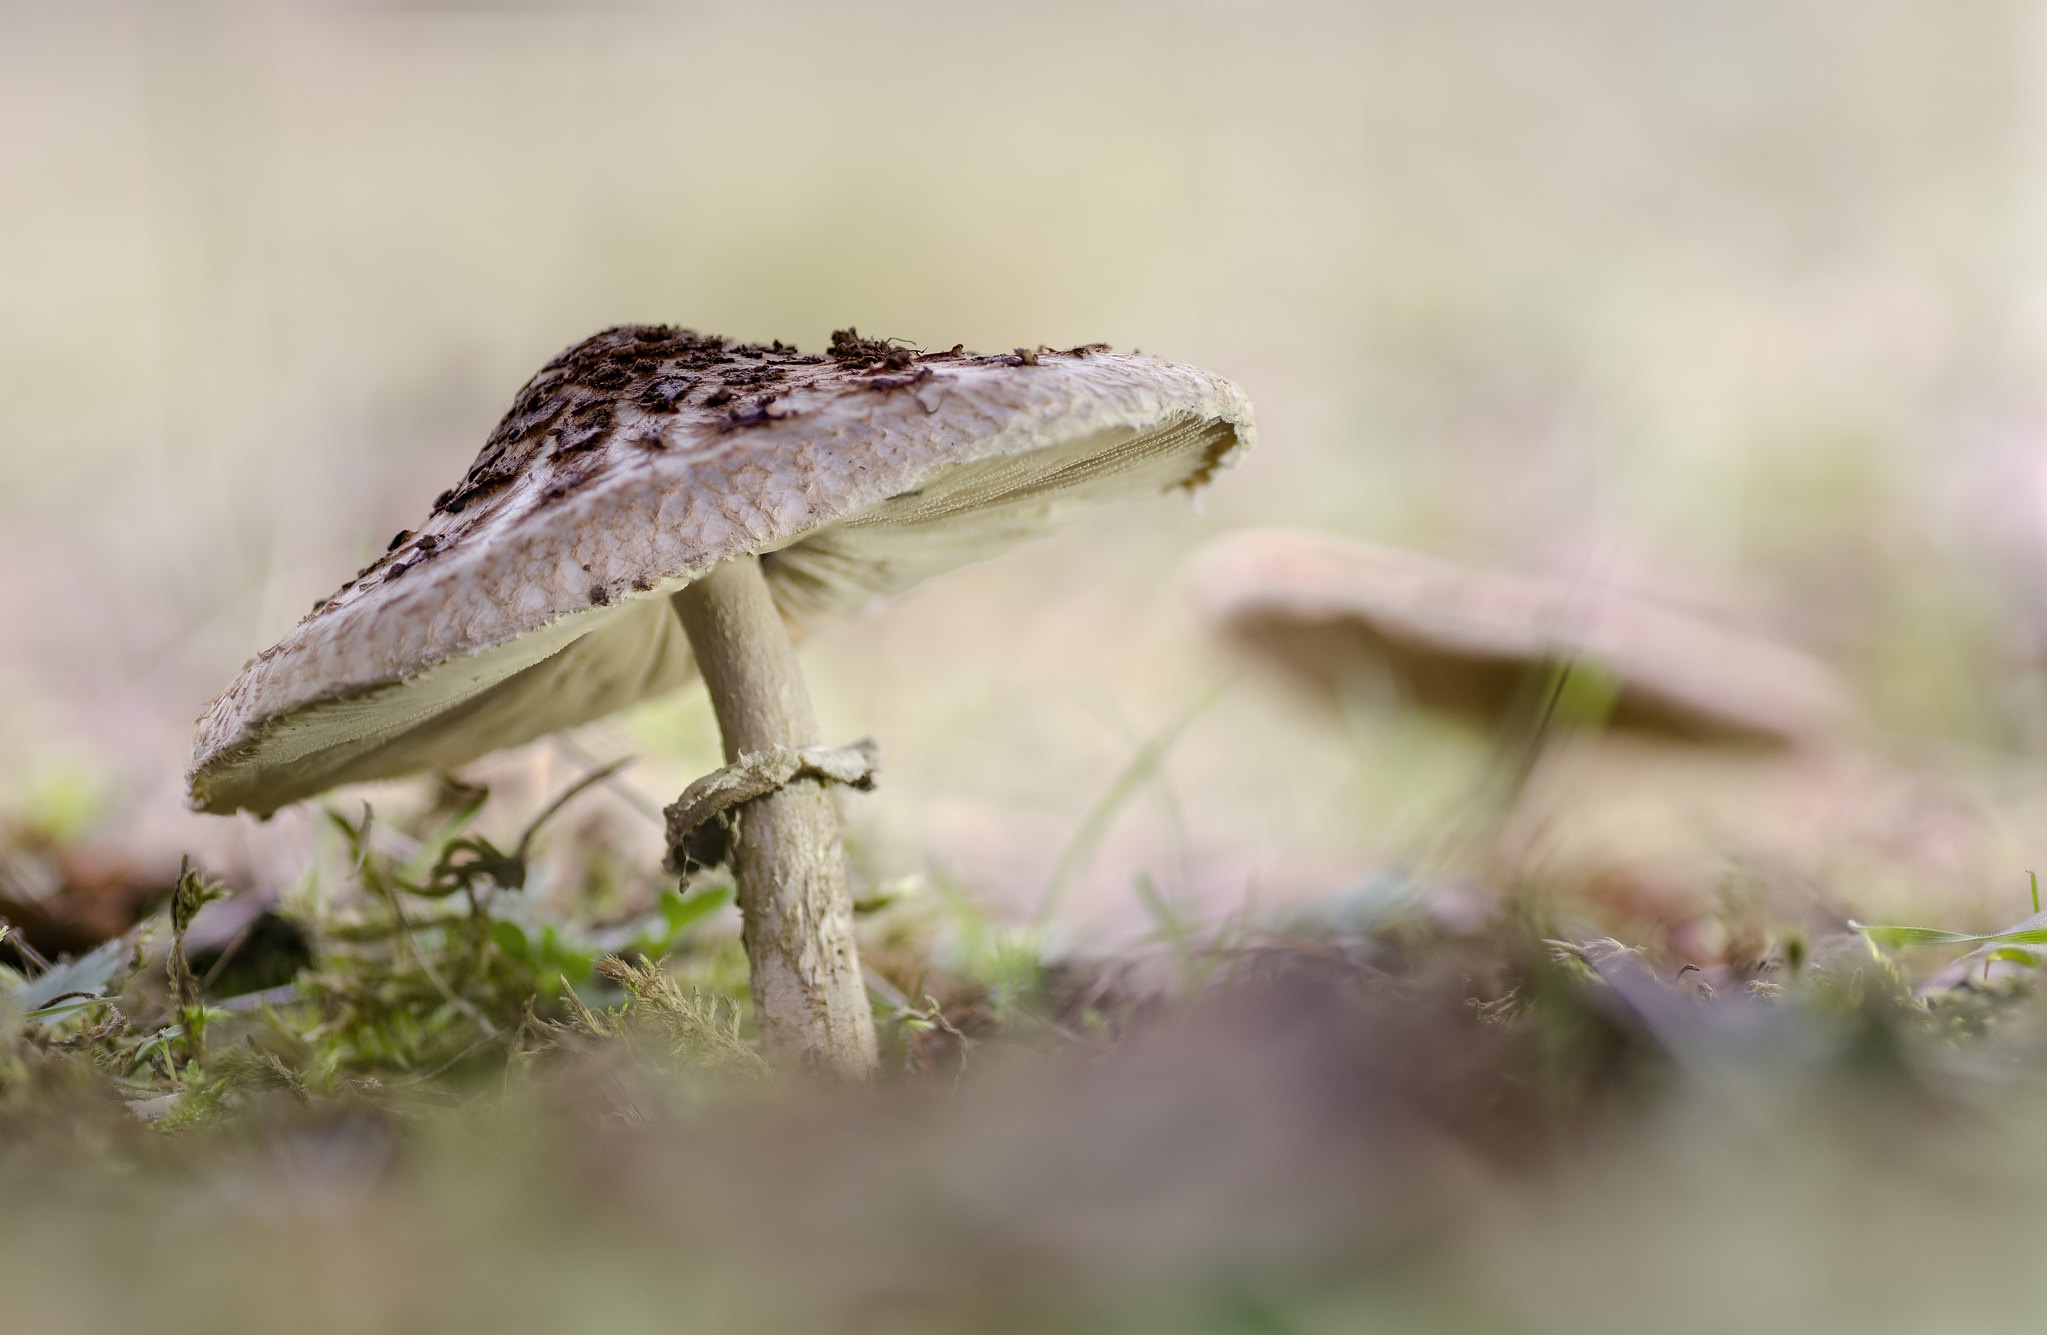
[8,751,2047,1334]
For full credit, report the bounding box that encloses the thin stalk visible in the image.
[671,557,878,1077]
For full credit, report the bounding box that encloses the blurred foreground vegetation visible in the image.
[9,766,2047,1335]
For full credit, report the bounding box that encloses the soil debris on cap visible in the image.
[636,376,696,413]
[421,328,1125,521]
[829,327,918,370]
[718,396,788,432]
[864,365,933,395]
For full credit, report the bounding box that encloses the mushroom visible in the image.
[188,326,1254,1075]
[1193,528,1850,747]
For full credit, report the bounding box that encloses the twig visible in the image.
[515,757,637,863]
[553,735,665,827]
[1,919,51,974]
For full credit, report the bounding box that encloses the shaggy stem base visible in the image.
[670,557,878,1078]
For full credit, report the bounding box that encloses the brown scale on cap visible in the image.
[635,376,697,414]
[827,326,917,369]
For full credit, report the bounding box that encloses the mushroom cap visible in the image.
[190,328,1253,815]
[1194,528,1850,745]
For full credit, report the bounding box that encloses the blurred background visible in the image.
[6,0,2046,949]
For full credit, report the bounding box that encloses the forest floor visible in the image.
[6,764,2047,1335]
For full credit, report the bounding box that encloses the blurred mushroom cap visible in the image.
[190,329,1253,816]
[1193,528,1851,745]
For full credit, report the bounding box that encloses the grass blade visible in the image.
[1033,680,1227,929]
[1851,921,2047,949]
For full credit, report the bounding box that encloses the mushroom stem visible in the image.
[670,556,879,1077]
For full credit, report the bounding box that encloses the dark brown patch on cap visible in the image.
[636,375,696,413]
[540,469,589,504]
[865,365,933,394]
[718,395,786,432]
[724,364,787,388]
[829,327,918,370]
